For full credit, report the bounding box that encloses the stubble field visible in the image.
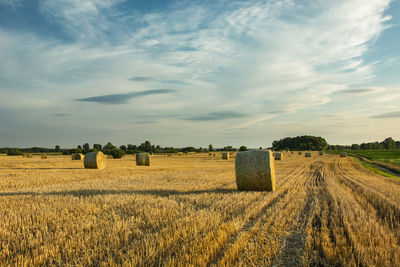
[1,152,400,266]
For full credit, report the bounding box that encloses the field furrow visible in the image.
[1,153,400,265]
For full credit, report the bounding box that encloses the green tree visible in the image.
[109,149,125,159]
[239,146,248,151]
[55,145,60,152]
[104,142,116,150]
[93,144,102,150]
[272,136,328,151]
[83,143,90,152]
[209,144,213,151]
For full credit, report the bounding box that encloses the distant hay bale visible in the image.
[291,151,294,154]
[305,152,312,157]
[107,155,113,159]
[213,153,216,157]
[208,153,212,156]
[222,152,230,160]
[298,152,303,155]
[26,154,33,158]
[340,152,347,157]
[136,152,150,166]
[41,154,47,159]
[84,151,106,169]
[319,151,324,156]
[274,152,283,160]
[235,150,275,191]
[72,153,84,160]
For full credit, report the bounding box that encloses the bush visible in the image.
[109,149,125,159]
[7,149,23,156]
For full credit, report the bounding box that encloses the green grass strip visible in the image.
[353,158,400,179]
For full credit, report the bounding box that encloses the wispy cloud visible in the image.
[53,113,70,117]
[370,111,400,118]
[75,89,175,104]
[0,0,397,147]
[184,111,246,121]
[340,88,380,94]
[134,120,155,124]
[128,77,153,82]
[128,76,187,84]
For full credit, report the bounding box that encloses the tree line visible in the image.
[1,141,248,158]
[272,136,329,151]
[329,137,400,150]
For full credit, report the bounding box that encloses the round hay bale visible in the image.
[340,152,347,157]
[235,150,275,191]
[84,151,106,169]
[107,155,113,159]
[298,152,303,155]
[222,152,230,160]
[274,152,283,160]
[136,152,150,166]
[26,154,33,158]
[41,154,47,159]
[72,153,84,160]
[319,151,324,156]
[305,152,312,157]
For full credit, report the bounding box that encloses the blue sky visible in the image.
[0,0,399,148]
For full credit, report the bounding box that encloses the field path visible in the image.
[0,153,399,266]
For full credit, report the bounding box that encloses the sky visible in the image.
[0,0,400,148]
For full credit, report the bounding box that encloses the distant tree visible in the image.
[223,146,234,151]
[351,144,360,150]
[7,149,23,156]
[104,142,116,150]
[83,143,90,152]
[239,146,248,151]
[93,144,102,150]
[183,146,196,152]
[55,145,60,152]
[138,141,152,152]
[119,145,127,151]
[77,145,82,150]
[109,149,125,159]
[382,137,396,149]
[272,136,328,151]
[209,144,214,151]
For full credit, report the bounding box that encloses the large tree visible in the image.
[272,136,329,151]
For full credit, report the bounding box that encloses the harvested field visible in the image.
[0,153,400,266]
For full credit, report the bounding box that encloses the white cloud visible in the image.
[0,0,396,146]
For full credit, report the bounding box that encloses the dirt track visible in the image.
[0,153,400,266]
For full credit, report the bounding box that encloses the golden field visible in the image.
[1,152,400,266]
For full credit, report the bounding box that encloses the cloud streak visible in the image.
[184,111,246,121]
[370,111,400,118]
[75,89,175,104]
[340,88,379,94]
[0,0,398,147]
